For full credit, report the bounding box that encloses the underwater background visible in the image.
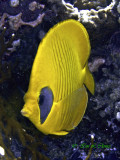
[0,0,120,160]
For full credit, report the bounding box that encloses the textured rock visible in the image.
[10,0,19,7]
[74,0,111,10]
[46,0,119,47]
[116,112,120,122]
[0,12,45,30]
[76,0,119,47]
[0,0,120,160]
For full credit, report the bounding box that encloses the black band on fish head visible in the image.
[39,87,54,124]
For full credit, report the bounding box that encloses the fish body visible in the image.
[21,19,95,135]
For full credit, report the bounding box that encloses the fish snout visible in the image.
[21,106,31,117]
[21,109,27,116]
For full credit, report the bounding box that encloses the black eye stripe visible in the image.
[39,87,54,124]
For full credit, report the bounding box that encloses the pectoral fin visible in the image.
[53,85,88,135]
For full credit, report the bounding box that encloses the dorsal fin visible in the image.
[46,19,91,68]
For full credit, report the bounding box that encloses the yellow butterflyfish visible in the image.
[21,19,95,135]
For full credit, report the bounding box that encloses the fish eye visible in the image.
[39,87,54,124]
[39,94,45,105]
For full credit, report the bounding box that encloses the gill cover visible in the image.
[21,19,95,135]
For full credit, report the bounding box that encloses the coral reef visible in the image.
[10,0,20,8]
[0,0,45,30]
[45,0,119,47]
[0,12,45,31]
[88,58,105,73]
[77,0,119,47]
[0,0,46,89]
[74,0,111,10]
[29,1,45,11]
[0,0,120,160]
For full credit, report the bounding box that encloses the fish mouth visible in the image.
[21,109,29,117]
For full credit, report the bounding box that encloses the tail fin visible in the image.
[84,64,95,95]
